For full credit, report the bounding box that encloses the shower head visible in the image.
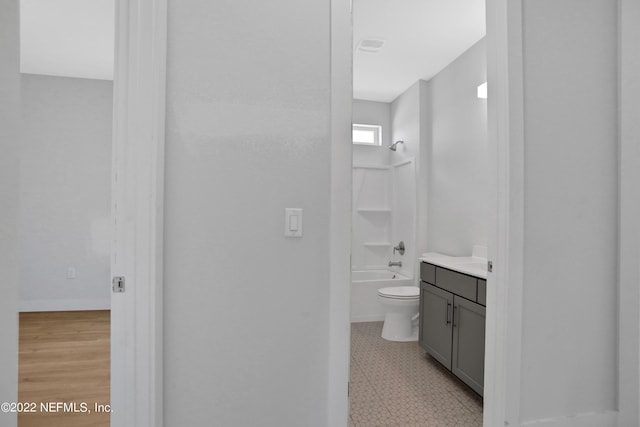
[389,140,404,151]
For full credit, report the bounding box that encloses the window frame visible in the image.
[352,123,383,146]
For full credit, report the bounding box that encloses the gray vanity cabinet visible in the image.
[419,262,486,396]
[451,296,485,396]
[419,282,453,369]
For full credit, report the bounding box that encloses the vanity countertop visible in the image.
[419,252,488,279]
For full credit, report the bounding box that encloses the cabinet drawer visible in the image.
[435,267,477,301]
[420,262,436,284]
[477,279,487,306]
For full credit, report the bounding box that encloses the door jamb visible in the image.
[328,0,527,425]
[328,0,353,425]
[617,0,640,425]
[484,1,525,426]
[111,0,166,425]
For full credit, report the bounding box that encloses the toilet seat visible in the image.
[377,286,420,299]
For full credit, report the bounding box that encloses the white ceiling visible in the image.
[20,0,114,80]
[18,0,483,90]
[353,0,486,102]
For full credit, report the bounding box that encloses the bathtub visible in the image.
[351,269,416,322]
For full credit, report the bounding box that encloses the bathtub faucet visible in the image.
[393,241,405,255]
[388,261,402,268]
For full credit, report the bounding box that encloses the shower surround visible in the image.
[351,158,417,322]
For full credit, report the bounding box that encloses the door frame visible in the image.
[328,0,353,425]
[326,0,524,423]
[484,0,525,425]
[482,0,640,425]
[110,0,166,425]
[617,0,640,425]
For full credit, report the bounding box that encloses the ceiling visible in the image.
[353,0,486,103]
[18,0,484,90]
[20,0,114,80]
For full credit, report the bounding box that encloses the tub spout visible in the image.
[388,261,402,267]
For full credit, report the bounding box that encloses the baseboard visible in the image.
[521,410,618,427]
[19,298,110,312]
[350,314,385,323]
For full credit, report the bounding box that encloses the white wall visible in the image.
[518,0,618,422]
[20,0,115,80]
[163,1,332,425]
[389,41,488,272]
[19,74,112,311]
[391,80,428,280]
[426,39,488,256]
[0,0,20,423]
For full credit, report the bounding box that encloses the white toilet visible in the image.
[377,286,420,342]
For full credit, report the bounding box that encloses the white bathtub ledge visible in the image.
[419,252,488,279]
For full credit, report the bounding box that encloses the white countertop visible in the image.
[419,252,488,279]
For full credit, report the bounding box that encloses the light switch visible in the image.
[289,214,299,231]
[285,208,303,237]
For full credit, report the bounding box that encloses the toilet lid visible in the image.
[377,286,420,299]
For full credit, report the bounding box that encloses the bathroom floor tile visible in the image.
[350,322,483,427]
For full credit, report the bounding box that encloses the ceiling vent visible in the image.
[356,39,385,54]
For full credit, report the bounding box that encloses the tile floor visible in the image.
[350,322,483,427]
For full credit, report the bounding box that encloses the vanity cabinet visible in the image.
[419,283,453,368]
[451,295,485,395]
[419,262,486,396]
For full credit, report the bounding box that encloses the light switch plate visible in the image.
[285,208,303,237]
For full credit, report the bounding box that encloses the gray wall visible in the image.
[164,0,332,425]
[19,75,112,311]
[426,38,488,256]
[519,0,618,421]
[0,0,19,423]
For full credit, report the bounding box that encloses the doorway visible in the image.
[348,1,488,425]
[17,2,115,424]
[12,0,166,426]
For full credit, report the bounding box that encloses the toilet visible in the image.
[377,286,420,342]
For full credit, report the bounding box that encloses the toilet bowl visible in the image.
[377,286,420,342]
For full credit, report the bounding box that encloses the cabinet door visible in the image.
[419,282,453,370]
[452,296,486,396]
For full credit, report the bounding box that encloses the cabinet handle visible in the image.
[446,303,452,325]
[452,306,457,328]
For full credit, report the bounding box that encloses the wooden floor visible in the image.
[18,311,110,427]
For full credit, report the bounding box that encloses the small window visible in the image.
[352,124,382,146]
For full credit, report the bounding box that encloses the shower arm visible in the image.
[389,140,404,151]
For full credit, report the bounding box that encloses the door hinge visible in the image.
[487,260,493,273]
[112,276,125,293]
